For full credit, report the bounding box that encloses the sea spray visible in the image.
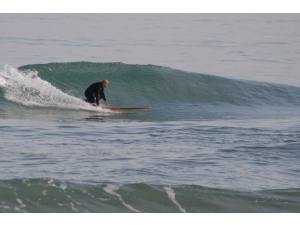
[0,65,110,112]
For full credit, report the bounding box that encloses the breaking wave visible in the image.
[17,62,300,106]
[1,62,300,121]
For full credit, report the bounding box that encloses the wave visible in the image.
[1,62,300,119]
[16,62,300,106]
[0,178,299,212]
[0,65,110,112]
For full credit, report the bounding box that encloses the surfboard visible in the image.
[103,106,150,111]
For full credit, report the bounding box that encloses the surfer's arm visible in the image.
[95,89,100,106]
[100,88,107,103]
[103,92,107,103]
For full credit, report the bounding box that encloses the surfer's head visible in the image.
[102,80,110,88]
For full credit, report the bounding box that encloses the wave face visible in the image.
[0,178,299,213]
[1,62,300,121]
[18,62,300,106]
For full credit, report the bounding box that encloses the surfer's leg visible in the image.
[85,93,96,104]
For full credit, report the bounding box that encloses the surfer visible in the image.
[84,80,109,106]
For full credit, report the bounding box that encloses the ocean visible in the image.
[0,14,300,212]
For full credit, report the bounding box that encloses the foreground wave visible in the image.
[0,178,299,212]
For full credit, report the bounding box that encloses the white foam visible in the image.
[164,186,186,213]
[103,185,140,213]
[70,202,79,212]
[0,204,10,210]
[0,64,110,113]
[16,198,26,208]
[42,190,47,196]
[0,76,6,86]
[59,183,68,191]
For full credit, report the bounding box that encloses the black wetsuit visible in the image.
[84,82,106,106]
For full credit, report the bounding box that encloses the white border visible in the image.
[1,0,300,13]
[1,213,300,225]
[1,0,300,224]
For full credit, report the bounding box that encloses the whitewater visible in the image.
[0,14,300,212]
